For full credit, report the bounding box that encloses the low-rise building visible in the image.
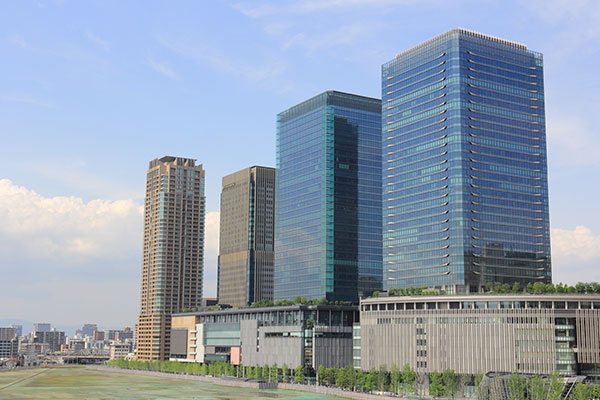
[170,304,358,370]
[110,342,133,359]
[360,294,600,377]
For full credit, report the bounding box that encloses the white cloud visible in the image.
[551,225,600,284]
[146,56,178,80]
[0,179,143,263]
[551,226,600,261]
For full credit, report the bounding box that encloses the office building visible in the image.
[0,327,18,359]
[33,329,65,353]
[360,294,600,377]
[137,156,206,361]
[10,325,22,337]
[217,166,275,306]
[76,324,97,338]
[382,29,551,292]
[275,91,382,302]
[170,303,358,369]
[32,323,51,333]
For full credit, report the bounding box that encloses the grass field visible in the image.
[0,366,341,399]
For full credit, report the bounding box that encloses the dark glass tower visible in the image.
[217,166,275,306]
[275,91,382,302]
[382,29,551,292]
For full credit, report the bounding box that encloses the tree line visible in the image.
[377,282,600,297]
[107,359,600,399]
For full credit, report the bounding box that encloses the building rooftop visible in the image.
[395,28,528,60]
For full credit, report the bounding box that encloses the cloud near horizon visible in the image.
[0,179,220,326]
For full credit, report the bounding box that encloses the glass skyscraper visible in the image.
[275,91,382,302]
[382,29,551,292]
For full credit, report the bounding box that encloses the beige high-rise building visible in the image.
[217,166,275,306]
[137,156,205,361]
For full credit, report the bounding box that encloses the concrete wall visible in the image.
[313,326,353,369]
[241,320,303,368]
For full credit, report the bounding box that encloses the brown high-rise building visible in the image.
[217,166,275,306]
[136,156,205,361]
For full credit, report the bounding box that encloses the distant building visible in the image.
[19,342,50,355]
[217,166,275,306]
[275,91,383,302]
[170,304,358,370]
[0,327,16,341]
[110,342,133,359]
[33,330,65,353]
[0,327,18,359]
[67,339,86,353]
[32,323,51,333]
[92,330,105,341]
[9,325,22,337]
[115,328,133,342]
[76,324,97,338]
[360,294,600,377]
[137,156,206,361]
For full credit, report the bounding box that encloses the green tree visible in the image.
[281,363,289,382]
[572,382,591,400]
[442,369,458,398]
[336,367,350,389]
[547,371,563,400]
[253,366,261,379]
[512,282,521,293]
[325,368,336,386]
[527,375,547,400]
[401,364,416,394]
[317,365,326,385]
[366,368,378,392]
[378,365,388,392]
[293,366,304,384]
[245,365,252,378]
[270,363,278,382]
[262,364,269,380]
[591,383,600,399]
[507,372,526,400]
[430,372,444,398]
[390,363,400,394]
[356,370,367,392]
[200,363,208,376]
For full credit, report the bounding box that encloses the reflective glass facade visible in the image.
[382,29,551,292]
[275,91,382,302]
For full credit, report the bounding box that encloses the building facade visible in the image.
[0,327,18,359]
[360,294,600,377]
[275,91,383,302]
[382,29,551,292]
[170,304,358,370]
[137,156,206,361]
[33,330,65,353]
[217,166,275,306]
[33,323,51,333]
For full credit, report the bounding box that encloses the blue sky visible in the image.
[1,0,599,328]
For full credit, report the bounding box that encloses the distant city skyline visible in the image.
[1,1,599,326]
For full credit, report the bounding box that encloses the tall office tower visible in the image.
[275,91,382,302]
[137,156,206,361]
[382,29,551,292]
[217,166,276,306]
